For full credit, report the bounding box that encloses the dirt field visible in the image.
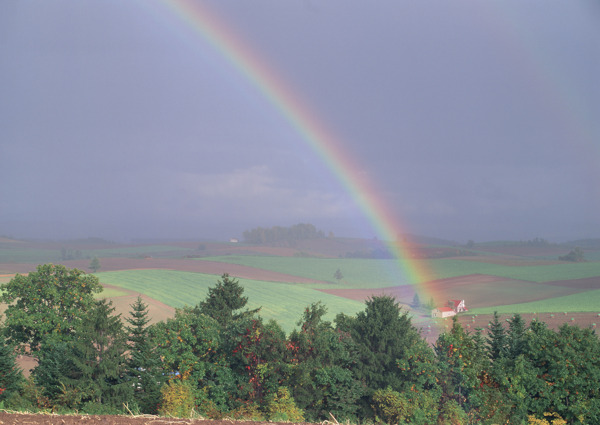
[0,412,310,425]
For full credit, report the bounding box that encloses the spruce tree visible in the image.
[197,273,259,326]
[0,332,23,404]
[70,299,131,407]
[507,313,527,358]
[486,311,507,360]
[126,296,162,414]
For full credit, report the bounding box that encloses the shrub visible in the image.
[528,412,567,425]
[372,387,437,425]
[437,400,468,425]
[158,380,196,418]
[266,387,304,422]
[231,402,265,421]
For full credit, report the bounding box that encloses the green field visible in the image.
[469,289,600,314]
[201,256,416,288]
[97,269,364,333]
[0,244,192,264]
[0,249,62,264]
[200,255,600,285]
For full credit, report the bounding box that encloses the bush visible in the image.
[528,413,567,425]
[231,402,265,421]
[266,387,304,422]
[158,380,196,418]
[372,387,437,425]
[437,400,468,425]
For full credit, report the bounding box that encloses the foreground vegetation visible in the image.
[1,264,599,424]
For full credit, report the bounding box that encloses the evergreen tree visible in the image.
[507,313,527,358]
[345,296,421,417]
[34,299,131,409]
[412,292,421,308]
[197,273,259,326]
[126,296,163,414]
[0,331,23,404]
[287,302,361,421]
[333,268,343,282]
[89,256,101,273]
[486,311,507,360]
[68,299,131,407]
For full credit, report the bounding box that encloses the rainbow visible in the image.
[151,0,437,296]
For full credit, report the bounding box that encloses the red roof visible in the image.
[438,307,455,312]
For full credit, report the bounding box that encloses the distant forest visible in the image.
[242,223,325,244]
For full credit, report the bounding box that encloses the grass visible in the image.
[469,289,600,314]
[198,256,600,288]
[96,269,365,333]
[199,256,414,289]
[428,259,600,282]
[0,249,61,264]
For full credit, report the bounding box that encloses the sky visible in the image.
[1,0,599,243]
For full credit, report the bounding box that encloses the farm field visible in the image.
[97,269,365,333]
[2,237,600,336]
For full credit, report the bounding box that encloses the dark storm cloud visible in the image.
[1,0,598,242]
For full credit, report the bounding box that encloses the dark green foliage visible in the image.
[4,264,600,421]
[486,311,508,360]
[196,273,259,326]
[372,386,438,425]
[224,316,288,408]
[89,256,100,273]
[435,317,492,420]
[343,296,422,418]
[242,223,324,244]
[126,296,163,414]
[507,313,527,358]
[152,306,221,385]
[559,247,585,262]
[334,268,343,281]
[287,302,361,421]
[34,299,131,409]
[412,292,421,308]
[0,264,103,352]
[0,332,23,404]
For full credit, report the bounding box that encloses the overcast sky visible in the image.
[1,0,599,243]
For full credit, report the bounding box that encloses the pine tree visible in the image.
[0,333,23,404]
[507,313,527,358]
[412,292,421,308]
[347,296,422,417]
[486,311,507,360]
[126,296,163,414]
[69,299,131,407]
[89,256,101,273]
[197,273,259,326]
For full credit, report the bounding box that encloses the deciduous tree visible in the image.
[0,264,103,353]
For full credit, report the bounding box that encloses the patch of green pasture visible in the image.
[199,256,413,289]
[88,245,191,257]
[468,289,600,314]
[96,269,365,333]
[428,259,600,282]
[0,249,61,264]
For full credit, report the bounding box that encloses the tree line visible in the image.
[1,264,599,424]
[242,223,325,244]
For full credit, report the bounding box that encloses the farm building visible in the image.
[432,307,456,318]
[432,299,468,318]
